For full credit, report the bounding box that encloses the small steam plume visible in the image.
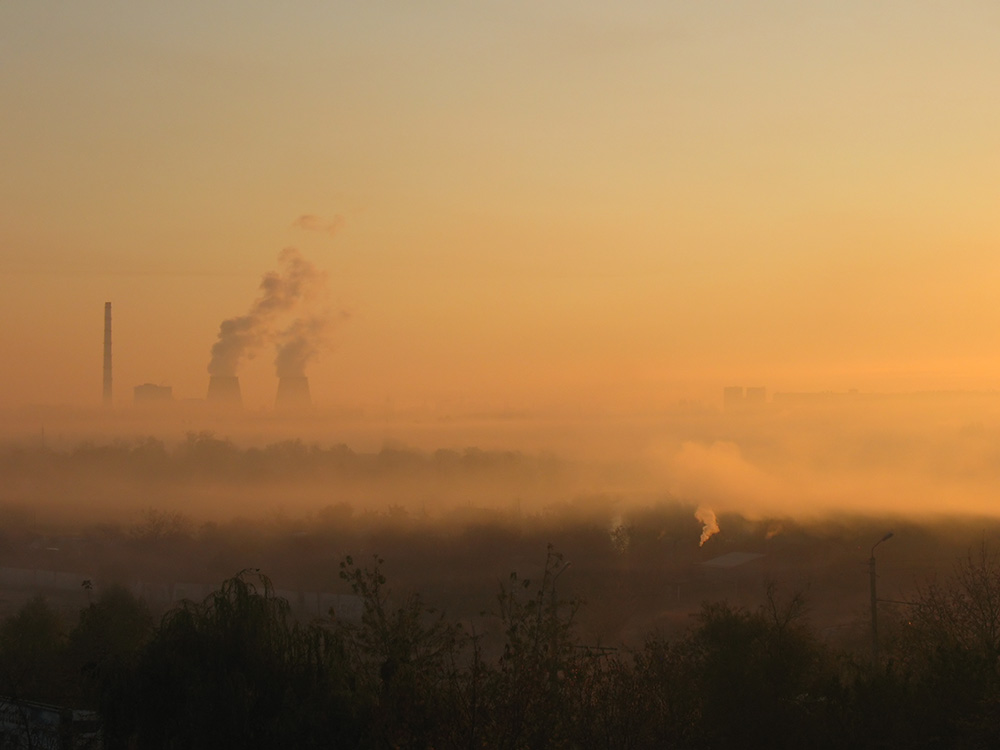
[275,316,330,378]
[293,213,345,237]
[608,513,630,554]
[695,506,719,546]
[207,248,324,377]
[275,308,350,376]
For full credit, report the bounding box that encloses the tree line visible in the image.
[4,544,1000,748]
[0,433,563,484]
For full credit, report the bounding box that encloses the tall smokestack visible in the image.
[207,375,243,408]
[103,302,112,407]
[275,376,311,410]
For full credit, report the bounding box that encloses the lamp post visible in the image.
[551,561,572,610]
[870,531,894,662]
[548,561,571,683]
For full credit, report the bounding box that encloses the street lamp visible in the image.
[547,560,571,683]
[870,531,894,662]
[552,560,572,609]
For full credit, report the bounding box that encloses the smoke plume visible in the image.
[695,506,719,546]
[293,213,345,237]
[208,249,325,376]
[275,316,328,378]
[274,308,350,377]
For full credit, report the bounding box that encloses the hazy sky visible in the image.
[2,2,998,412]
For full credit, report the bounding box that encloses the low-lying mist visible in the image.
[6,393,1000,645]
[4,390,1000,526]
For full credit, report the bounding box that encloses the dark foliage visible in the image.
[6,545,1000,748]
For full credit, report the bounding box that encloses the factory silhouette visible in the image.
[106,299,313,412]
[106,249,331,413]
[101,245,996,418]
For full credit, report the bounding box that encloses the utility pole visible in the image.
[870,531,894,663]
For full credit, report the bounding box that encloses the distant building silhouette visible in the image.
[723,386,745,411]
[724,386,767,412]
[772,389,859,406]
[0,698,100,748]
[133,383,173,407]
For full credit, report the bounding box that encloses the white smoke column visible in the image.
[208,248,323,376]
[695,506,719,546]
[609,513,630,554]
[274,315,331,377]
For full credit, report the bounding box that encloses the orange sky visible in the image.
[2,3,998,413]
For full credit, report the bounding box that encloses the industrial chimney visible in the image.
[207,376,243,408]
[275,376,311,410]
[103,302,112,407]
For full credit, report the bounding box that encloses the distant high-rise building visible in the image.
[724,385,767,411]
[723,386,745,411]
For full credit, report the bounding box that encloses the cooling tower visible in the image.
[207,376,243,407]
[275,376,311,410]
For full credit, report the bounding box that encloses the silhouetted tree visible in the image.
[338,554,465,748]
[0,596,67,703]
[482,546,587,750]
[654,587,840,750]
[68,585,152,721]
[870,542,1000,747]
[105,570,358,749]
